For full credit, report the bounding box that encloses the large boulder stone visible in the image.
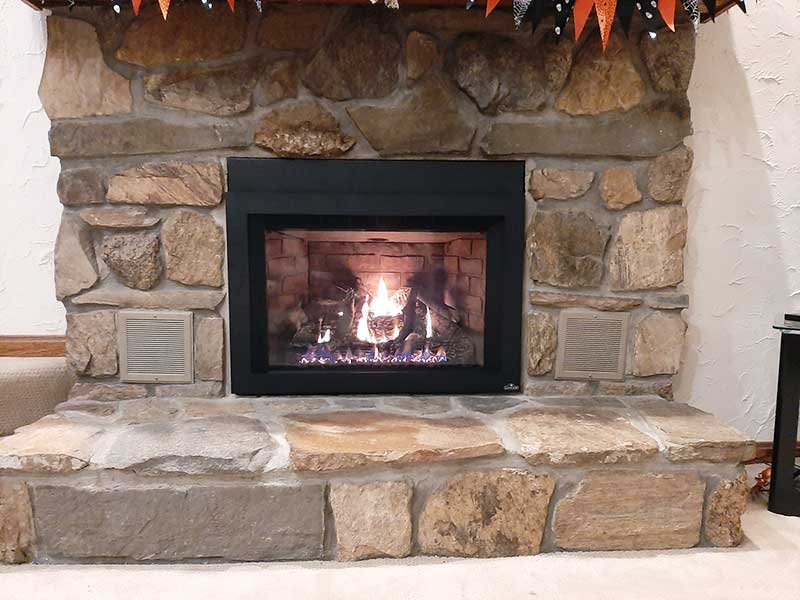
[625,397,756,463]
[116,3,246,66]
[68,382,148,403]
[72,288,225,310]
[556,34,645,115]
[285,411,503,471]
[507,406,659,466]
[0,481,34,564]
[40,17,131,119]
[256,60,300,105]
[91,415,276,475]
[608,206,688,290]
[57,168,104,206]
[348,80,475,155]
[641,27,696,94]
[256,5,336,51]
[529,210,610,288]
[0,414,103,473]
[406,31,439,80]
[54,214,98,300]
[419,470,554,557]
[600,166,642,210]
[632,312,686,376]
[451,34,572,114]
[66,310,117,377]
[253,102,355,158]
[529,168,594,200]
[50,118,249,159]
[161,210,225,287]
[705,475,749,547]
[481,99,691,158]
[100,233,162,290]
[304,10,401,100]
[530,290,642,311]
[648,144,694,203]
[527,312,557,376]
[30,482,325,561]
[195,317,224,382]
[553,471,705,550]
[80,206,160,229]
[144,61,261,116]
[107,162,223,207]
[330,481,413,561]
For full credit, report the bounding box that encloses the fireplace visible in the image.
[227,159,524,395]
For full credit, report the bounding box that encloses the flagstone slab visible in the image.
[506,406,659,466]
[285,411,504,471]
[624,397,757,463]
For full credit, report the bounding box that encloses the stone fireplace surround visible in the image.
[0,3,756,564]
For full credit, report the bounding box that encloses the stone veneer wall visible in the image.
[42,3,696,400]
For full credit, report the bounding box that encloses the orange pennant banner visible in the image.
[485,0,502,17]
[131,0,142,16]
[659,0,677,31]
[595,0,618,49]
[573,0,595,41]
[227,0,236,11]
[158,0,170,19]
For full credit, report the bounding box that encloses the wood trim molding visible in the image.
[0,336,66,358]
[746,441,800,464]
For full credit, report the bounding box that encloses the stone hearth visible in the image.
[0,395,754,563]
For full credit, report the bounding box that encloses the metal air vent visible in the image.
[117,310,193,384]
[555,310,629,381]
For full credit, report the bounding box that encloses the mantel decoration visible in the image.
[26,0,748,49]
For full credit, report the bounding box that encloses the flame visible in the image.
[425,305,433,339]
[356,297,374,343]
[317,328,331,344]
[371,276,403,317]
[355,276,404,344]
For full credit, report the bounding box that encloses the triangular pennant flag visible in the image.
[638,0,661,32]
[528,0,548,33]
[616,0,636,35]
[573,0,594,40]
[486,0,502,17]
[227,0,235,11]
[682,0,700,28]
[554,0,575,37]
[513,0,534,29]
[595,0,618,49]
[658,0,677,30]
[158,0,170,19]
[735,0,746,12]
[702,0,716,21]
[132,0,142,16]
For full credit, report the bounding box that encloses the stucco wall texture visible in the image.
[0,2,796,439]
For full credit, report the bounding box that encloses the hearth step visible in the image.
[0,395,755,564]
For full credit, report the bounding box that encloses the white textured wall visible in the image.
[678,2,800,440]
[0,1,797,438]
[0,1,63,334]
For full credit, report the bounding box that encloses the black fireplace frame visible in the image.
[226,158,524,396]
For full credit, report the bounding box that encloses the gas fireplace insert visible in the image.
[227,159,524,396]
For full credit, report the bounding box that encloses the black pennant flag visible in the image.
[702,0,717,20]
[617,0,637,36]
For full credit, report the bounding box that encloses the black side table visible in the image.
[769,319,800,516]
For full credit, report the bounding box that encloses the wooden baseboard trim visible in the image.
[0,336,66,358]
[746,441,800,464]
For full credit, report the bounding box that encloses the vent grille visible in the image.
[555,310,628,381]
[118,310,193,384]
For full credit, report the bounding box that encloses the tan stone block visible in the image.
[530,291,642,311]
[600,167,642,210]
[162,211,225,287]
[256,5,336,51]
[553,471,705,550]
[40,17,131,119]
[254,102,355,158]
[0,481,34,564]
[80,206,160,229]
[55,214,98,301]
[529,168,595,200]
[632,312,686,376]
[330,481,412,561]
[556,34,645,116]
[705,474,749,547]
[107,162,223,207]
[195,317,224,382]
[419,470,554,557]
[68,382,148,403]
[648,145,694,204]
[526,312,557,376]
[609,206,688,290]
[626,397,757,463]
[285,412,503,471]
[507,406,659,466]
[101,233,162,291]
[66,311,117,377]
[406,31,439,81]
[72,289,225,310]
[640,27,696,94]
